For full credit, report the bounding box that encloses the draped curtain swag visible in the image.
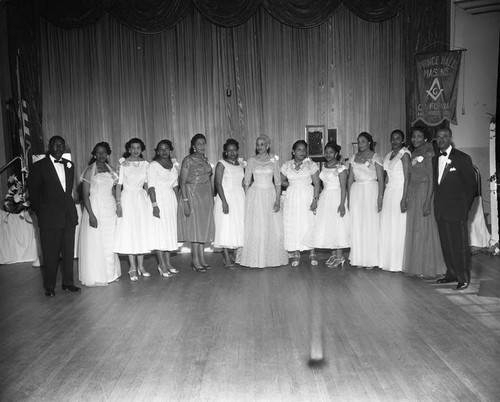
[37,0,404,32]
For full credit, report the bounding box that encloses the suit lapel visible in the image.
[64,161,72,194]
[47,157,66,193]
[440,148,454,185]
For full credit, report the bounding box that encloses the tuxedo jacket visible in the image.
[28,156,78,229]
[432,147,476,222]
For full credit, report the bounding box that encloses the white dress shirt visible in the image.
[437,145,452,184]
[50,154,66,192]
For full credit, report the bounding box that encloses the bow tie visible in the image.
[54,159,65,164]
[439,151,447,157]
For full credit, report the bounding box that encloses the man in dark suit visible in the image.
[29,136,80,296]
[433,128,476,290]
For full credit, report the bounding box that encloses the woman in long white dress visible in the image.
[379,130,410,272]
[239,135,288,268]
[148,140,180,278]
[79,142,121,286]
[280,140,320,266]
[214,139,245,268]
[347,132,385,269]
[303,142,350,267]
[113,138,152,281]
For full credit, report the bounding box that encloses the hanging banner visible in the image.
[412,50,462,126]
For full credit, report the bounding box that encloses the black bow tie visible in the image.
[54,159,65,164]
[439,151,447,157]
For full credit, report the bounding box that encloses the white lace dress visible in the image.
[79,163,121,286]
[214,160,245,249]
[239,156,288,268]
[379,148,410,272]
[113,160,152,254]
[303,164,350,249]
[147,160,179,251]
[281,159,319,251]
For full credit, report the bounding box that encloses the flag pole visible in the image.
[15,48,27,187]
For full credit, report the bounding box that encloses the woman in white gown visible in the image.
[214,139,245,268]
[239,135,288,268]
[303,142,350,267]
[379,130,410,272]
[114,138,152,281]
[148,140,180,278]
[347,132,385,268]
[79,142,121,286]
[280,140,320,266]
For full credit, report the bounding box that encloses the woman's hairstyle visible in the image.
[390,129,405,142]
[325,141,341,161]
[255,134,271,155]
[190,133,206,155]
[358,131,375,151]
[122,138,146,158]
[88,141,112,165]
[407,126,430,152]
[153,140,174,160]
[410,126,430,141]
[291,140,308,159]
[222,138,239,158]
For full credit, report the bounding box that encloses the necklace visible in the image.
[293,159,304,171]
[324,160,337,168]
[226,159,238,165]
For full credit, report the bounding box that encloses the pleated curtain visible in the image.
[40,6,404,177]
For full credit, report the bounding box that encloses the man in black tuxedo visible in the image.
[29,136,80,296]
[433,128,476,290]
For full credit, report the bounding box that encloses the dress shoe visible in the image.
[62,285,80,292]
[437,277,456,284]
[45,289,55,297]
[456,282,469,290]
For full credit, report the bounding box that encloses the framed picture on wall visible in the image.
[305,125,325,159]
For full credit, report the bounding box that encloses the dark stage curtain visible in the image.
[35,0,404,32]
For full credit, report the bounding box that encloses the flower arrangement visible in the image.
[238,157,247,168]
[365,159,374,169]
[411,156,424,166]
[3,173,30,214]
[270,155,279,163]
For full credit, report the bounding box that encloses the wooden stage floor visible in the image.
[1,252,499,401]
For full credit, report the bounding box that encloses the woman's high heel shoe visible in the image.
[291,251,300,267]
[158,265,173,278]
[325,255,336,267]
[137,266,151,277]
[191,264,207,273]
[128,269,139,281]
[309,252,318,266]
[331,257,345,268]
[201,264,211,270]
[168,266,179,274]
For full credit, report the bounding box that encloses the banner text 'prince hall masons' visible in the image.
[412,51,462,126]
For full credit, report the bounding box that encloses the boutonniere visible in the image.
[238,157,247,168]
[365,159,374,169]
[66,161,72,169]
[270,155,279,163]
[411,156,424,166]
[445,159,452,166]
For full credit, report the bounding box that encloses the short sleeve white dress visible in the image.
[303,163,350,249]
[113,160,152,254]
[147,159,179,251]
[280,158,319,251]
